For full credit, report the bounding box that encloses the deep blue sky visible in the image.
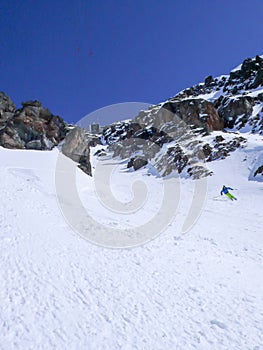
[1,0,263,124]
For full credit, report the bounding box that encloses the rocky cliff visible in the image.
[101,55,263,179]
[0,94,68,150]
[0,93,94,175]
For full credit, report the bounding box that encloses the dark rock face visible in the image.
[217,96,254,128]
[103,121,174,159]
[205,75,215,86]
[171,55,263,133]
[254,165,263,177]
[203,136,247,162]
[134,99,224,133]
[164,97,223,132]
[26,140,44,150]
[109,137,160,161]
[223,56,263,93]
[0,92,94,176]
[0,98,67,150]
[252,69,263,88]
[153,142,212,178]
[0,125,25,148]
[187,165,213,179]
[103,121,142,145]
[161,144,189,175]
[127,156,148,170]
[86,134,102,147]
[249,111,263,135]
[94,149,107,157]
[0,92,16,127]
[61,127,91,176]
[202,143,213,158]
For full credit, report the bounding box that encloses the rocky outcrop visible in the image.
[109,137,160,161]
[94,149,107,157]
[102,116,248,178]
[103,121,174,164]
[254,165,263,177]
[0,92,96,176]
[86,133,102,147]
[0,98,67,150]
[103,121,142,145]
[133,99,223,133]
[153,141,214,178]
[155,144,189,176]
[217,96,254,128]
[0,93,93,176]
[172,55,263,133]
[205,75,215,86]
[203,136,247,162]
[127,156,148,171]
[161,99,224,132]
[228,58,258,83]
[104,121,175,149]
[220,56,263,93]
[0,92,16,127]
[61,127,91,176]
[100,56,263,178]
[187,165,213,180]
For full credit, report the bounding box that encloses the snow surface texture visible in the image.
[0,133,263,350]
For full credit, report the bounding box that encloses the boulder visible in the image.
[61,127,91,176]
[0,126,24,149]
[187,165,213,179]
[94,149,107,157]
[86,134,102,147]
[240,58,258,79]
[254,165,263,177]
[26,140,43,150]
[127,157,148,170]
[202,143,213,157]
[205,75,214,86]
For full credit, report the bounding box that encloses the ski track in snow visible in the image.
[0,137,263,350]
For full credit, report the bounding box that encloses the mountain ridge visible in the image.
[1,55,263,180]
[100,55,263,180]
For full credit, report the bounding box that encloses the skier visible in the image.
[220,185,237,201]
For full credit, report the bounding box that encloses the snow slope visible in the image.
[0,134,263,350]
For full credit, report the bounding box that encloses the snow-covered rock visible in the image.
[100,55,263,179]
[61,126,92,176]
